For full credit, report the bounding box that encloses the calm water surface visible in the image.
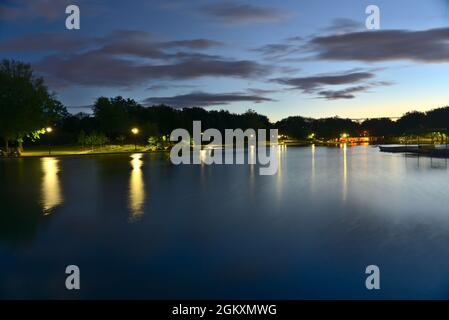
[1,145,449,299]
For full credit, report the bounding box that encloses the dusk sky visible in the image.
[1,0,449,121]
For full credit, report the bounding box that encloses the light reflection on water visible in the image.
[342,143,348,202]
[129,153,145,221]
[41,157,63,214]
[310,144,315,190]
[276,144,286,201]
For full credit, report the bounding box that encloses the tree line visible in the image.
[1,59,449,154]
[276,110,449,141]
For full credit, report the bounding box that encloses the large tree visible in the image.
[361,118,397,137]
[396,111,427,135]
[275,116,313,140]
[0,59,57,153]
[92,96,134,138]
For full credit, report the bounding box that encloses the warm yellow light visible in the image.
[41,157,63,214]
[341,133,349,138]
[129,154,145,220]
[46,127,53,133]
[131,128,139,135]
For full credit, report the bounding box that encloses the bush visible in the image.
[147,135,170,151]
[80,131,109,150]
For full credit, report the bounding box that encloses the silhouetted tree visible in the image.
[0,59,57,153]
[425,106,449,131]
[396,111,427,135]
[361,118,396,137]
[275,116,312,139]
[313,117,359,139]
[93,96,135,138]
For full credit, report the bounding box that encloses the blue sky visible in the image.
[1,0,449,121]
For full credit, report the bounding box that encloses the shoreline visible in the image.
[2,141,448,159]
[16,150,169,159]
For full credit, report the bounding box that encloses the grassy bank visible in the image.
[20,144,151,157]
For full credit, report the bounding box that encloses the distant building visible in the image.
[337,136,372,143]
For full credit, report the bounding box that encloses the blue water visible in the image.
[1,145,449,299]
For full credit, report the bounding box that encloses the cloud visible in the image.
[97,31,223,59]
[0,0,102,20]
[272,70,392,100]
[317,86,370,100]
[160,39,224,49]
[251,35,307,61]
[317,81,394,100]
[251,19,360,60]
[200,2,293,25]
[1,30,223,57]
[0,0,67,20]
[2,30,266,88]
[321,18,362,34]
[0,32,93,52]
[144,91,275,108]
[309,27,449,63]
[253,25,449,64]
[35,52,270,88]
[272,72,375,92]
[252,43,300,59]
[146,84,198,91]
[247,88,279,95]
[285,36,303,42]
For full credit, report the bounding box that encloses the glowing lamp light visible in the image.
[45,127,54,155]
[131,128,140,151]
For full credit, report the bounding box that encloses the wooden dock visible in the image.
[379,145,449,157]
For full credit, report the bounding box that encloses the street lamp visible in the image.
[46,127,53,155]
[131,127,139,151]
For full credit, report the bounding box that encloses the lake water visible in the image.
[1,145,449,299]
